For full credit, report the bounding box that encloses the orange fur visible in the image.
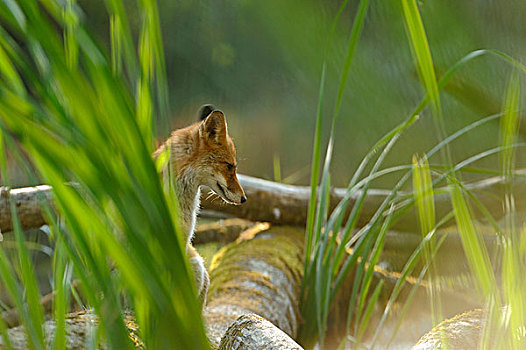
[154,107,246,305]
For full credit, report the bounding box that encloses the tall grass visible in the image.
[0,0,208,349]
[404,3,526,349]
[1,0,526,349]
[481,71,525,350]
[301,0,526,349]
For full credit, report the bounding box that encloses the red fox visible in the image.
[154,105,246,304]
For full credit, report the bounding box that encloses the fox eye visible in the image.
[226,163,234,171]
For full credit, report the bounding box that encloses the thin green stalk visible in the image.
[413,154,444,338]
[51,230,71,350]
[401,0,447,152]
[0,132,46,350]
[370,213,452,348]
[300,1,370,347]
[273,154,282,183]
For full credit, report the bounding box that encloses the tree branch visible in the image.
[2,172,524,233]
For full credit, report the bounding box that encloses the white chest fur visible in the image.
[175,166,201,245]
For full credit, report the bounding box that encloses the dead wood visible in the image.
[0,225,305,349]
[204,226,304,348]
[0,310,143,350]
[0,185,53,233]
[0,219,265,329]
[219,314,303,350]
[412,308,486,350]
[2,172,525,233]
[202,173,526,231]
[1,280,82,329]
[192,218,269,245]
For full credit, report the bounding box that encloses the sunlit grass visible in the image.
[481,70,525,350]
[1,0,526,349]
[0,0,209,349]
[301,0,526,349]
[402,1,526,349]
[412,154,443,330]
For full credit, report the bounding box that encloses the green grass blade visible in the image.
[104,0,138,83]
[0,41,25,95]
[370,214,452,348]
[51,230,71,350]
[450,181,495,296]
[401,0,441,121]
[273,154,282,183]
[500,71,521,181]
[304,62,326,277]
[401,0,451,167]
[64,0,79,69]
[138,0,169,123]
[499,71,521,244]
[0,1,210,348]
[110,13,123,75]
[356,280,383,345]
[0,132,46,350]
[481,67,524,350]
[413,155,435,236]
[333,0,370,120]
[413,154,443,328]
[352,205,391,339]
[384,234,449,349]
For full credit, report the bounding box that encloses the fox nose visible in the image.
[240,195,247,203]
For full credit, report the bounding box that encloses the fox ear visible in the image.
[198,104,215,121]
[199,110,227,144]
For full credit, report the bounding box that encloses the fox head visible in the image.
[194,107,247,205]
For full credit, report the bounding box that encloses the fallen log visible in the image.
[202,173,526,232]
[0,310,144,350]
[1,279,83,329]
[2,172,525,233]
[0,219,267,329]
[204,226,304,348]
[0,220,494,349]
[412,308,486,350]
[1,225,305,349]
[0,185,53,233]
[219,314,303,350]
[2,311,304,350]
[192,218,269,245]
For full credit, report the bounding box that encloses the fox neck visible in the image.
[175,166,201,246]
[167,126,203,245]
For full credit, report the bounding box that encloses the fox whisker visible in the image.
[207,191,222,203]
[205,191,216,200]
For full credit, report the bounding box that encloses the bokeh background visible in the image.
[13,0,526,187]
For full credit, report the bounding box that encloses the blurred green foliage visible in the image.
[0,0,209,347]
[0,1,525,348]
[70,0,526,188]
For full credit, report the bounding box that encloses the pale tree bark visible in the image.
[219,314,303,350]
[0,185,52,233]
[2,172,525,233]
[412,308,486,350]
[0,219,491,349]
[192,218,269,245]
[0,311,144,350]
[201,173,526,231]
[204,226,304,348]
